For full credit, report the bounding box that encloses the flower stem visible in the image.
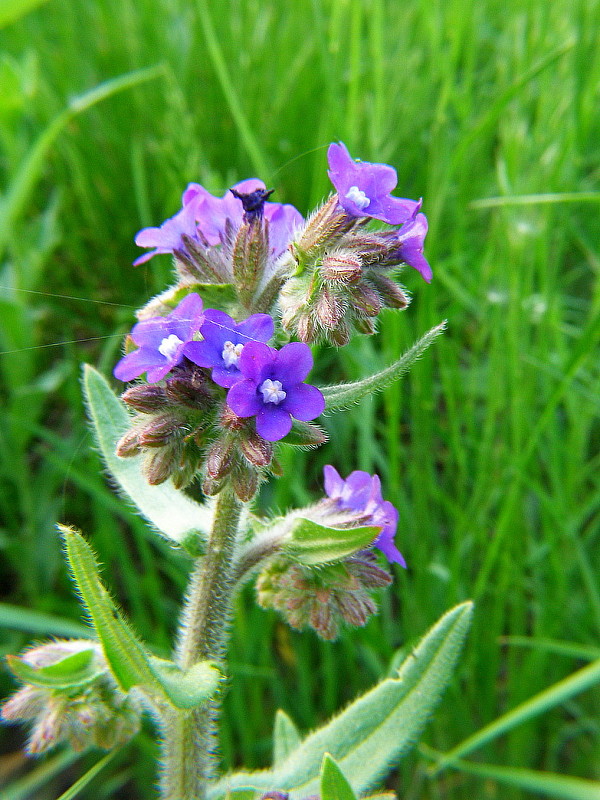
[160,487,242,800]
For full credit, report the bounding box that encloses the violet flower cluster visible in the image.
[113,295,323,443]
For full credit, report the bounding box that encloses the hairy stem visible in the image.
[160,487,242,800]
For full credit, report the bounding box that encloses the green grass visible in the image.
[1,0,599,797]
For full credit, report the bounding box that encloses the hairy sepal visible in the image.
[208,601,473,799]
[320,754,359,800]
[321,321,446,412]
[285,518,380,565]
[6,649,101,690]
[83,364,212,547]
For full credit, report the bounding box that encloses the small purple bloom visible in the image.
[323,465,406,566]
[227,342,325,442]
[134,180,303,265]
[185,179,303,256]
[113,293,205,383]
[327,142,421,226]
[184,310,274,388]
[390,212,432,282]
[133,186,204,266]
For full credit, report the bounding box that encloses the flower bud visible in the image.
[368,273,409,309]
[138,414,182,448]
[1,640,142,755]
[232,219,269,308]
[315,286,346,331]
[206,437,236,480]
[321,252,362,283]
[294,195,357,254]
[240,431,273,467]
[350,283,382,317]
[116,428,142,457]
[121,384,168,413]
[231,461,259,502]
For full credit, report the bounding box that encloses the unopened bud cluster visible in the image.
[257,551,392,640]
[279,197,413,345]
[1,641,141,755]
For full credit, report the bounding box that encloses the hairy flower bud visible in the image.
[256,552,391,640]
[1,641,142,755]
[239,431,273,467]
[351,283,382,317]
[321,252,362,283]
[138,414,182,448]
[116,428,142,458]
[121,384,168,413]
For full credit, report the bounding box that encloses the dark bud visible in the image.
[116,428,141,458]
[121,384,168,413]
[315,286,346,331]
[321,252,362,284]
[240,432,273,467]
[206,438,236,480]
[354,317,377,336]
[138,414,181,448]
[368,273,410,309]
[202,473,226,497]
[328,321,351,347]
[165,372,213,410]
[231,461,259,502]
[146,446,178,485]
[230,187,274,222]
[351,283,382,317]
[221,404,248,431]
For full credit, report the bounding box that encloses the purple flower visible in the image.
[134,180,303,265]
[184,310,274,388]
[113,293,205,383]
[327,142,421,225]
[133,186,204,266]
[323,465,406,566]
[391,212,432,283]
[184,179,303,256]
[226,342,325,442]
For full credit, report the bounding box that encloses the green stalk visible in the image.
[160,487,242,800]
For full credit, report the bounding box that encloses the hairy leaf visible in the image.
[149,657,222,711]
[273,709,302,765]
[6,649,101,690]
[321,322,446,411]
[209,601,473,799]
[83,364,212,546]
[285,518,380,565]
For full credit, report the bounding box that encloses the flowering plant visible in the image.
[2,143,472,800]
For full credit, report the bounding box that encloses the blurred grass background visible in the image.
[0,0,599,797]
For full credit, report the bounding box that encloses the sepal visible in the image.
[285,518,380,566]
[6,648,101,690]
[320,754,358,800]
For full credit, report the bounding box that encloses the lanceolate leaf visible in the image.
[209,601,473,800]
[320,755,358,800]
[273,709,302,765]
[61,525,159,695]
[321,322,446,412]
[83,364,213,546]
[285,518,380,565]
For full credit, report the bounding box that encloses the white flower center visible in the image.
[260,378,286,404]
[222,340,244,368]
[345,185,370,210]
[158,334,183,359]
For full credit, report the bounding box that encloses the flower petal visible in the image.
[255,406,292,442]
[236,313,274,344]
[113,348,163,382]
[272,342,314,385]
[238,341,275,383]
[227,380,263,417]
[323,465,344,498]
[282,383,325,421]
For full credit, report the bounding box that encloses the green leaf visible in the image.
[55,752,117,800]
[430,656,600,775]
[282,420,328,448]
[0,601,92,638]
[208,601,473,799]
[6,648,101,689]
[443,758,600,800]
[273,709,302,765]
[285,518,380,565]
[320,755,358,800]
[61,525,159,696]
[149,656,222,710]
[0,0,51,28]
[82,364,212,546]
[321,322,446,412]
